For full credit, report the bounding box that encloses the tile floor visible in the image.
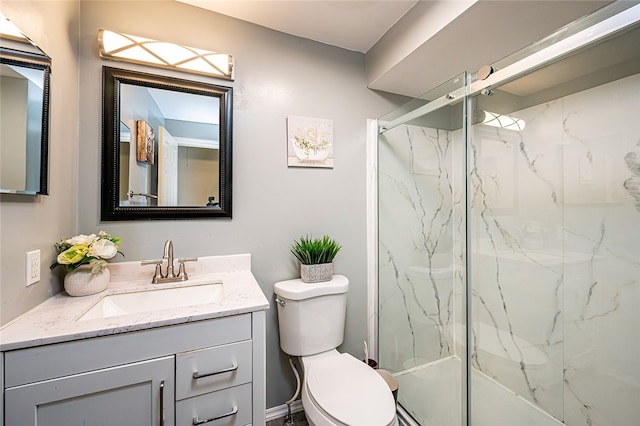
[266,410,308,426]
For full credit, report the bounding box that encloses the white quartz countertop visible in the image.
[0,254,270,351]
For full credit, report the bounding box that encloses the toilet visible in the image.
[274,275,398,426]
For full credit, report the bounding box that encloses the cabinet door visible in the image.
[1,352,4,426]
[5,356,174,426]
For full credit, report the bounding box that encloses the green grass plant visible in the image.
[290,235,341,265]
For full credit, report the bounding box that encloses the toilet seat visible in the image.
[304,352,396,426]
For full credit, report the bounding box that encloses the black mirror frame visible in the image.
[101,66,232,220]
[0,48,51,195]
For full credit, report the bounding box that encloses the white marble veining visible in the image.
[470,73,640,425]
[377,73,640,426]
[0,254,269,351]
[378,124,464,373]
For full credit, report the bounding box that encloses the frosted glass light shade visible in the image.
[0,14,27,40]
[98,29,233,80]
[482,110,526,131]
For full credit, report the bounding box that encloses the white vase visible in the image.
[300,263,333,283]
[64,265,110,297]
[293,144,329,161]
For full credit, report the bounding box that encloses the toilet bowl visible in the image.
[274,276,398,426]
[300,350,398,426]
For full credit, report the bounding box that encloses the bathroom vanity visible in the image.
[0,254,269,426]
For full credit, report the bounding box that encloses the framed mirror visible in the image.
[0,16,51,195]
[101,67,232,220]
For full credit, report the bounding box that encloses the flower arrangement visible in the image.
[50,231,123,274]
[292,123,330,159]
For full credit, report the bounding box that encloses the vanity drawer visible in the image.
[176,383,252,426]
[176,340,253,400]
[4,314,252,388]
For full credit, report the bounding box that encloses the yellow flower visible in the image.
[57,244,89,265]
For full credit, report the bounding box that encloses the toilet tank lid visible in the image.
[274,275,349,300]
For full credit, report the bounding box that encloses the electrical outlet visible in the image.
[25,250,40,286]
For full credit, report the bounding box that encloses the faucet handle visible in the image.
[141,259,164,283]
[176,257,198,280]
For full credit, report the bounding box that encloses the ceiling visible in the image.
[176,0,418,53]
[175,1,614,98]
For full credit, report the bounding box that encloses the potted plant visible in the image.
[290,235,341,283]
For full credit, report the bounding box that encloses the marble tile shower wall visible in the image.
[378,72,640,425]
[471,72,640,425]
[378,124,465,373]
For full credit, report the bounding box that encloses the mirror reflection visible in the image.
[119,85,220,207]
[101,67,232,220]
[0,14,51,195]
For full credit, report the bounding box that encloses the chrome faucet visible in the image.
[141,240,198,284]
[163,240,175,278]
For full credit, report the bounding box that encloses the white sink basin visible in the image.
[79,281,223,321]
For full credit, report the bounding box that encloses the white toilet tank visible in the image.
[274,275,349,356]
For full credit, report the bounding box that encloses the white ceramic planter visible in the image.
[64,265,110,297]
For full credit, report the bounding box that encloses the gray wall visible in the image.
[0,0,79,325]
[77,1,406,408]
[0,0,406,410]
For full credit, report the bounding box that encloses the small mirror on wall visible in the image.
[101,67,232,220]
[0,14,51,196]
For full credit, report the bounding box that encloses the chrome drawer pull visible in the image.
[192,406,238,425]
[192,362,238,380]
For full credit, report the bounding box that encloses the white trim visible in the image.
[174,136,219,149]
[265,400,304,422]
[366,118,379,361]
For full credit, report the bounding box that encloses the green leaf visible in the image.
[290,234,341,265]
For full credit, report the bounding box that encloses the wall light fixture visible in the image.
[0,14,27,42]
[97,29,233,80]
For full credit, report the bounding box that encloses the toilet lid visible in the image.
[306,353,396,426]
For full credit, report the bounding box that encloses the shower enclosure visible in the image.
[375,3,640,425]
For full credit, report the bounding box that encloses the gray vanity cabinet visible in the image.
[5,356,174,425]
[1,352,4,426]
[2,312,266,426]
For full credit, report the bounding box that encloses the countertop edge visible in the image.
[0,262,271,352]
[0,302,270,352]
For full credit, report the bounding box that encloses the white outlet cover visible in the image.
[25,250,40,286]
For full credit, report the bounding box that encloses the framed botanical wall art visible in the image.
[287,115,334,168]
[136,120,155,164]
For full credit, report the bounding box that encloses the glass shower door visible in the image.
[467,84,567,424]
[377,3,640,426]
[377,73,468,426]
[467,4,640,424]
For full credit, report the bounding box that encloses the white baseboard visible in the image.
[265,400,304,422]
